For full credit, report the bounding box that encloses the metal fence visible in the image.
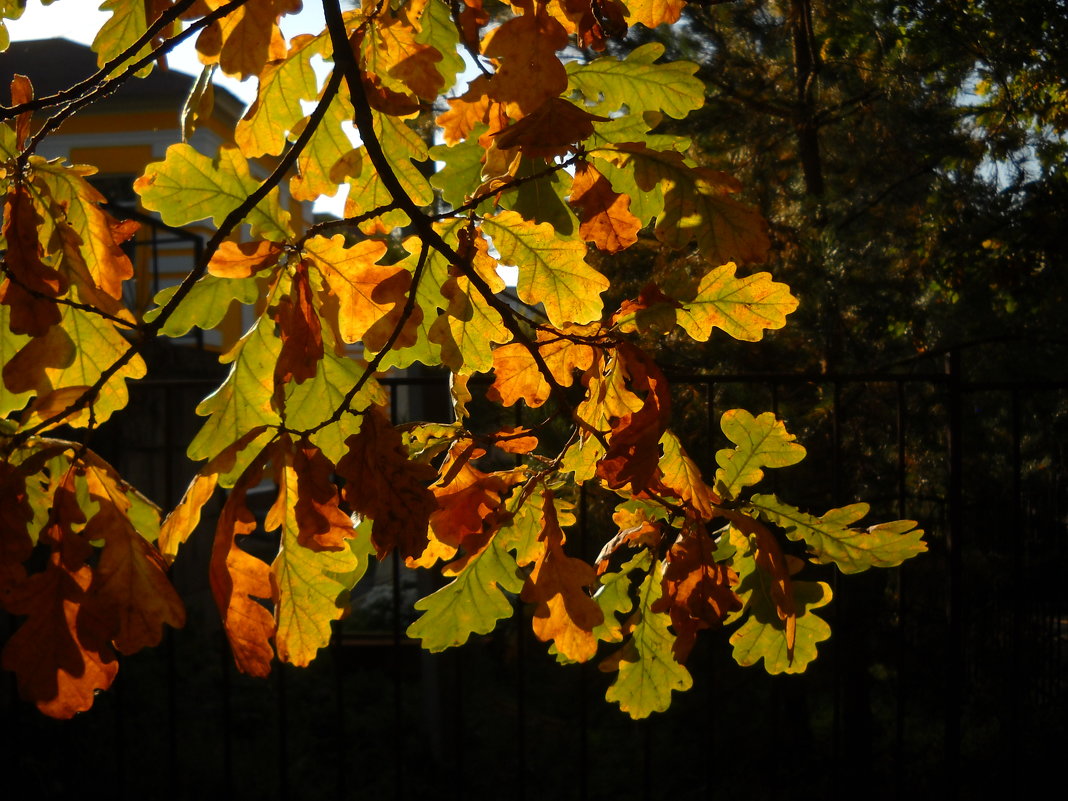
[2,350,1065,800]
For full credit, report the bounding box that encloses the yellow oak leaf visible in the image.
[480,210,608,328]
[302,234,421,353]
[674,262,799,342]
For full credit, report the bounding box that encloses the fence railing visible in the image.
[3,355,1065,800]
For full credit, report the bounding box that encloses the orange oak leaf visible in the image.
[437,75,507,144]
[487,342,551,407]
[621,0,686,29]
[612,283,680,335]
[193,0,298,80]
[207,240,284,278]
[1,323,76,398]
[303,234,420,353]
[0,474,118,718]
[210,461,275,677]
[483,4,569,116]
[492,426,539,454]
[158,426,270,560]
[430,442,522,550]
[594,502,664,573]
[80,455,185,655]
[0,186,66,337]
[487,328,595,408]
[570,161,641,253]
[657,430,720,518]
[364,5,444,101]
[655,523,741,660]
[32,163,139,305]
[522,491,604,662]
[11,74,34,146]
[336,406,437,561]
[551,0,627,48]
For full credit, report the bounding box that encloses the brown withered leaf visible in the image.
[80,454,185,654]
[655,523,741,660]
[596,343,672,492]
[0,473,118,718]
[493,98,607,159]
[0,186,66,337]
[430,441,522,551]
[336,406,437,561]
[291,440,356,551]
[274,268,323,384]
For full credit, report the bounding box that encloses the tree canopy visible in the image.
[0,0,938,720]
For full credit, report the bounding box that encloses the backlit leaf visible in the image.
[674,262,799,343]
[480,210,608,328]
[602,558,692,719]
[748,494,927,574]
[566,42,703,119]
[134,144,293,241]
[715,410,807,498]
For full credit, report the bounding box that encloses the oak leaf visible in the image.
[748,494,927,574]
[674,262,799,343]
[715,409,807,499]
[601,558,692,719]
[522,491,604,662]
[335,406,437,561]
[209,457,275,677]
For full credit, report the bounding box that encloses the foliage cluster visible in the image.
[0,0,924,720]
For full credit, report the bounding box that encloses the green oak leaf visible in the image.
[567,42,704,119]
[715,409,807,498]
[134,144,293,241]
[729,576,832,674]
[593,549,651,644]
[674,262,799,343]
[144,274,260,338]
[283,346,386,464]
[236,32,329,158]
[406,532,525,651]
[93,0,176,77]
[415,0,464,89]
[188,315,282,462]
[269,453,369,667]
[0,304,32,416]
[602,558,693,719]
[430,134,487,210]
[748,493,926,574]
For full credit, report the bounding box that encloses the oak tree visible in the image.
[0,0,924,720]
